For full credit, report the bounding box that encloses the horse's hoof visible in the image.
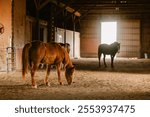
[111,65,114,68]
[60,82,63,85]
[32,85,37,89]
[46,82,51,86]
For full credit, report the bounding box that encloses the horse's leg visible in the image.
[56,63,63,85]
[103,54,107,67]
[111,55,115,68]
[98,53,101,68]
[30,63,38,88]
[45,64,51,86]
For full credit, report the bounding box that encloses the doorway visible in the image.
[101,22,117,44]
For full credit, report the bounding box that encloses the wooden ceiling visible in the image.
[27,0,150,18]
[26,0,150,31]
[70,0,150,15]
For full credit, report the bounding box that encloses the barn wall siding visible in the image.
[141,18,150,56]
[13,0,26,70]
[1,1,150,71]
[80,19,101,57]
[117,20,140,58]
[13,0,26,48]
[80,14,145,58]
[0,0,12,71]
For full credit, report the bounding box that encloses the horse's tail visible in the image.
[98,45,101,67]
[22,43,31,80]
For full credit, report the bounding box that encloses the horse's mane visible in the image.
[62,47,73,68]
[110,41,118,45]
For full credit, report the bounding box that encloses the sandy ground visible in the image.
[0,58,150,100]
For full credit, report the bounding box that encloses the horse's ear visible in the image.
[71,66,75,69]
[70,66,75,72]
[66,65,75,71]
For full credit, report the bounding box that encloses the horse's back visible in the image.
[48,43,71,65]
[98,44,110,54]
[29,41,46,63]
[44,42,66,64]
[98,42,120,55]
[45,42,65,55]
[24,41,69,65]
[58,42,70,53]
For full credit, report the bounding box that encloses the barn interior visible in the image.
[0,0,150,99]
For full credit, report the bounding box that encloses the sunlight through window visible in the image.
[101,22,117,44]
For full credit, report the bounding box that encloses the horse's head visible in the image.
[113,42,120,53]
[117,42,120,53]
[65,66,75,85]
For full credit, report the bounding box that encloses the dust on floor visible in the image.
[0,58,150,100]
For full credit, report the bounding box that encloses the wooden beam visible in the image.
[39,0,51,10]
[33,0,40,41]
[34,0,39,10]
[39,0,81,17]
[65,6,81,17]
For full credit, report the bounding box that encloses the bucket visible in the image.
[144,53,148,58]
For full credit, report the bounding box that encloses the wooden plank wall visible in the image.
[141,18,150,56]
[0,0,12,71]
[80,16,146,58]
[80,19,101,57]
[117,20,140,58]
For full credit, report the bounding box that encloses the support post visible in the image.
[72,15,76,58]
[47,4,55,42]
[36,10,40,41]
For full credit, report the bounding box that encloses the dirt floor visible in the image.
[0,58,150,100]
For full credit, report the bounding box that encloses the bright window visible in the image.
[101,22,117,44]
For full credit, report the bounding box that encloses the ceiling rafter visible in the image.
[36,0,81,17]
[34,0,40,10]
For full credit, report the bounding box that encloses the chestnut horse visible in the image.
[58,43,70,53]
[22,41,75,88]
[98,42,120,68]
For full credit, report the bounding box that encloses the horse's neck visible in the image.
[65,58,73,68]
[63,53,73,68]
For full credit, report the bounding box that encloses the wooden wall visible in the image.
[141,17,150,57]
[14,0,26,70]
[80,14,150,58]
[117,20,140,58]
[0,0,12,71]
[80,19,101,57]
[1,1,150,71]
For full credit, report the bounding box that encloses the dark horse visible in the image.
[98,42,120,68]
[22,41,75,88]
